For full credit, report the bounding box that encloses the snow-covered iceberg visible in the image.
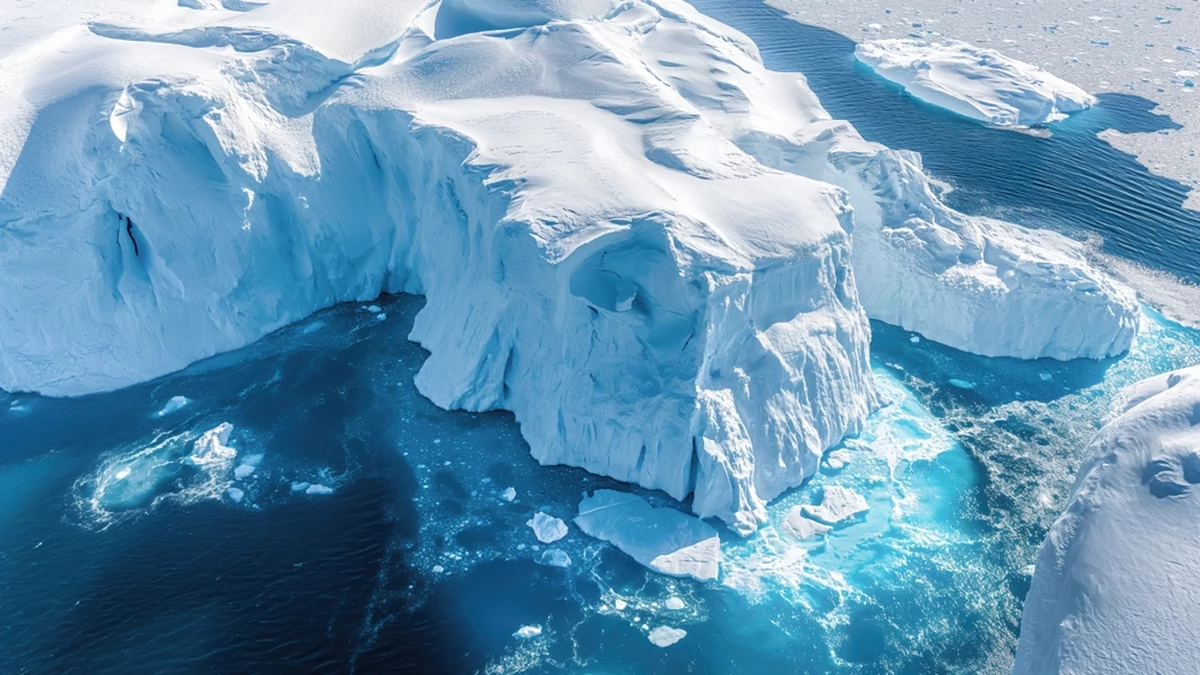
[855,39,1097,128]
[1014,366,1200,675]
[0,0,1136,531]
[575,490,720,581]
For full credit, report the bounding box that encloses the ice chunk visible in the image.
[153,396,191,418]
[291,481,312,492]
[365,305,382,314]
[538,549,572,568]
[513,625,542,639]
[823,450,850,471]
[782,506,832,539]
[647,626,687,648]
[856,39,1097,127]
[664,596,686,611]
[305,484,334,496]
[187,423,237,469]
[226,487,245,503]
[1015,366,1200,675]
[500,487,516,502]
[802,486,869,525]
[526,511,568,544]
[575,490,720,581]
[233,464,256,479]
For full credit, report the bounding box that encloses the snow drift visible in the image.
[0,0,1136,530]
[855,38,1097,128]
[1015,366,1200,675]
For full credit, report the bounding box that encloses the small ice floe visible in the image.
[824,450,851,471]
[291,481,311,492]
[1039,371,1054,381]
[614,598,628,611]
[501,487,517,502]
[234,464,256,479]
[226,487,245,503]
[782,506,833,539]
[538,549,572,568]
[910,335,921,344]
[153,396,191,418]
[647,626,687,648]
[8,400,31,415]
[306,484,334,496]
[664,596,686,611]
[432,565,445,574]
[802,486,870,525]
[375,313,387,321]
[513,625,542,639]
[527,511,568,543]
[366,305,382,314]
[948,378,976,389]
[575,490,720,581]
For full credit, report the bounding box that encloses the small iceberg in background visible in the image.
[153,396,190,418]
[527,511,568,543]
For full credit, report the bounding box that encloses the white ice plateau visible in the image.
[0,0,1138,532]
[856,39,1097,128]
[1015,366,1200,675]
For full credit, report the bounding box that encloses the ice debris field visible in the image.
[0,0,1198,672]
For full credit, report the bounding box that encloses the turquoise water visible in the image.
[3,4,1200,674]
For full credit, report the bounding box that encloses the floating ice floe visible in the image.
[513,625,542,639]
[1015,366,1200,675]
[575,490,720,581]
[226,487,245,503]
[647,626,687,648]
[291,481,311,492]
[538,549,571,568]
[782,506,833,539]
[856,38,1096,127]
[306,484,334,496]
[500,487,517,502]
[802,486,870,525]
[664,596,686,611]
[153,396,190,418]
[526,512,568,544]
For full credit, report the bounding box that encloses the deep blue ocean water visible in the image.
[3,3,1200,674]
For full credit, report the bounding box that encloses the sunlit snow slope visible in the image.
[1015,366,1200,675]
[0,0,1137,531]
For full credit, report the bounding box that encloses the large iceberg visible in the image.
[0,0,1136,531]
[855,39,1097,128]
[1014,366,1200,675]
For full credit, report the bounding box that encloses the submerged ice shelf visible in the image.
[0,0,1137,532]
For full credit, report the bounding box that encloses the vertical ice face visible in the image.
[1015,366,1200,675]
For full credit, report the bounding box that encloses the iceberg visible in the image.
[855,39,1097,128]
[1014,366,1200,675]
[575,490,720,582]
[0,0,1136,531]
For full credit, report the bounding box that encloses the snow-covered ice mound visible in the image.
[0,0,1136,530]
[1015,366,1200,675]
[575,490,721,581]
[855,39,1097,128]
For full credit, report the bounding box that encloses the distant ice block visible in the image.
[226,487,245,503]
[1015,366,1200,675]
[500,487,516,502]
[538,549,571,568]
[513,625,542,639]
[802,486,869,525]
[855,39,1097,128]
[153,396,190,418]
[575,490,720,582]
[527,512,568,544]
[233,464,255,479]
[305,484,334,496]
[647,626,687,648]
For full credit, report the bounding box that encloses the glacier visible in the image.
[0,0,1137,531]
[1014,366,1200,675]
[855,38,1097,129]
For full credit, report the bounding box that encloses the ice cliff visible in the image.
[1015,366,1200,675]
[0,0,1137,531]
[855,38,1097,128]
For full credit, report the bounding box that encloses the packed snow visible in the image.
[575,490,721,582]
[0,0,1139,531]
[1015,366,1200,675]
[856,39,1096,128]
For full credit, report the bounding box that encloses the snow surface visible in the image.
[856,39,1096,128]
[1015,366,1200,675]
[575,490,720,581]
[0,0,1138,530]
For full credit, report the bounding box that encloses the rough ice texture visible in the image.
[0,0,1137,530]
[782,505,831,539]
[802,485,869,524]
[1014,366,1200,675]
[526,512,568,544]
[575,490,720,581]
[855,39,1096,128]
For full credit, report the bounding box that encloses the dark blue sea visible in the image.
[3,2,1199,673]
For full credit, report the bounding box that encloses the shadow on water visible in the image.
[690,0,1200,284]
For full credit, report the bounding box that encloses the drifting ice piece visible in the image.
[575,490,720,582]
[801,486,869,525]
[855,39,1097,128]
[647,626,687,648]
[527,512,568,544]
[1015,366,1200,675]
[782,506,832,539]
